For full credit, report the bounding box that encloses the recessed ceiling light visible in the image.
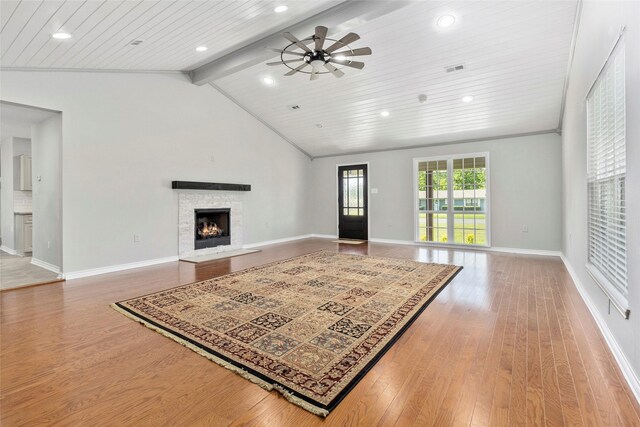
[436,15,456,28]
[274,5,288,13]
[461,95,474,103]
[196,46,208,52]
[333,54,347,61]
[52,32,72,40]
[262,77,275,86]
[380,110,390,117]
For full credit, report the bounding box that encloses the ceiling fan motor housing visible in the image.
[308,51,328,71]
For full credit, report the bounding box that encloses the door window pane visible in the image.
[453,213,487,245]
[348,178,357,207]
[418,160,448,213]
[419,213,448,243]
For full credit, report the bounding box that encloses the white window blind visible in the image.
[586,39,628,315]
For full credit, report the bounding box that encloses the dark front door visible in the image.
[338,164,368,240]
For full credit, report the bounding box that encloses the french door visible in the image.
[415,154,489,246]
[338,164,368,240]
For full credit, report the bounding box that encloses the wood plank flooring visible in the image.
[0,251,62,290]
[1,239,639,426]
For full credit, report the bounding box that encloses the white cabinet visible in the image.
[24,221,33,253]
[15,214,33,255]
[14,155,32,191]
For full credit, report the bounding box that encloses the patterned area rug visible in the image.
[113,251,461,416]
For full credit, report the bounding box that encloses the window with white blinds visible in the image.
[586,39,627,313]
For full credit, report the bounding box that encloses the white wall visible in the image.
[0,138,13,249]
[311,133,562,251]
[561,1,640,385]
[31,114,63,269]
[1,71,312,273]
[0,137,31,251]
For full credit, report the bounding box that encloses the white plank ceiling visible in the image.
[1,0,578,157]
[0,0,339,71]
[215,1,578,156]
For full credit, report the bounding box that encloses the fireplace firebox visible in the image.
[194,208,230,249]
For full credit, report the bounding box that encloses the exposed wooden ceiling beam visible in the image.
[189,1,412,86]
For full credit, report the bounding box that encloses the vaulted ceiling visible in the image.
[1,0,578,157]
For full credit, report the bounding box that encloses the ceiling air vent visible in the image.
[287,104,301,111]
[445,63,465,73]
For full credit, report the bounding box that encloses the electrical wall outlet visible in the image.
[371,188,379,194]
[133,234,141,243]
[522,225,529,232]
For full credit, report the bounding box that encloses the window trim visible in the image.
[585,30,629,319]
[413,152,491,247]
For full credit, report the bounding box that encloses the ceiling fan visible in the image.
[266,26,372,80]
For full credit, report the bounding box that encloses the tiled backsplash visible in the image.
[14,191,32,213]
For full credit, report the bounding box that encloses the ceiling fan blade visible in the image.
[310,69,319,81]
[324,63,344,78]
[324,32,360,54]
[283,32,312,53]
[284,62,309,76]
[331,47,372,57]
[266,58,303,66]
[330,59,365,70]
[314,26,328,51]
[267,47,306,57]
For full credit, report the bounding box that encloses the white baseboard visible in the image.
[369,238,417,246]
[1,245,17,255]
[488,246,562,257]
[30,258,61,276]
[63,256,179,280]
[64,234,314,280]
[310,234,338,239]
[243,234,313,249]
[561,254,640,405]
[367,239,562,257]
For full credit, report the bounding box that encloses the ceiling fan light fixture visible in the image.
[436,15,456,28]
[310,59,325,71]
[274,5,288,13]
[52,32,72,40]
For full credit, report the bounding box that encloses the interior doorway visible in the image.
[0,101,63,289]
[337,164,368,240]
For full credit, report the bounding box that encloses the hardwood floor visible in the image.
[1,239,639,426]
[0,251,63,290]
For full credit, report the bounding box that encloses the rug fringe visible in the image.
[273,384,330,417]
[110,303,329,417]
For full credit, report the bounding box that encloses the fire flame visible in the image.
[198,222,223,238]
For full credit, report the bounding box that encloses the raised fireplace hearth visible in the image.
[194,208,230,250]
